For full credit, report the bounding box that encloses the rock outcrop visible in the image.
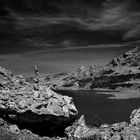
[65,108,140,140]
[0,66,78,136]
[65,115,89,138]
[0,85,77,122]
[130,108,140,126]
[108,47,140,67]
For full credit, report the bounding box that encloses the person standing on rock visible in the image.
[33,65,39,91]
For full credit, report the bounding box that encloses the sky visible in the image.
[0,0,140,76]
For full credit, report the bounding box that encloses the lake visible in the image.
[56,90,140,126]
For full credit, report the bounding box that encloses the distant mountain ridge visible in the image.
[43,46,140,99]
[66,46,140,81]
[108,46,140,67]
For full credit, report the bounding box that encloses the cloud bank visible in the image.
[0,0,140,54]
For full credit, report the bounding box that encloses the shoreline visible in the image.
[54,88,140,100]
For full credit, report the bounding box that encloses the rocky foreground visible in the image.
[65,108,140,139]
[1,106,140,140]
[0,66,78,138]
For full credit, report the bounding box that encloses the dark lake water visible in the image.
[57,90,140,126]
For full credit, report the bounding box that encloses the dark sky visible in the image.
[0,0,140,76]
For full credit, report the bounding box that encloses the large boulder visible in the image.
[0,66,78,136]
[0,85,78,119]
[0,85,78,135]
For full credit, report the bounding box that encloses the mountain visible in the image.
[43,46,140,99]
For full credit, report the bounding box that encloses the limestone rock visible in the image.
[121,126,140,140]
[130,108,140,126]
[111,122,128,132]
[9,124,20,134]
[0,85,78,124]
[0,66,78,136]
[111,133,121,140]
[65,115,89,138]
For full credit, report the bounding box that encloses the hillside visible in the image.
[42,47,140,99]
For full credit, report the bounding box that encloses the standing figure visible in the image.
[33,65,39,90]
